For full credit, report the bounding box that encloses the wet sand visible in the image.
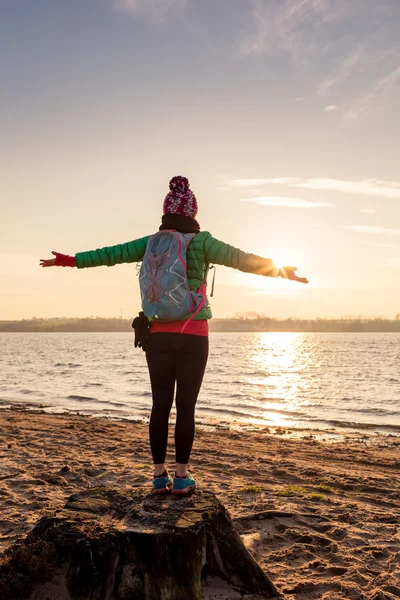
[0,408,399,599]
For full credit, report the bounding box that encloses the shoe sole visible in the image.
[172,485,196,495]
[153,487,171,494]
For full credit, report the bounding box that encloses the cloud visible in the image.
[238,1,400,117]
[241,196,335,208]
[349,64,400,118]
[325,105,339,112]
[296,178,400,199]
[254,290,302,296]
[318,50,362,96]
[230,177,400,200]
[344,226,400,236]
[238,0,348,58]
[359,209,377,214]
[363,242,400,248]
[231,178,296,187]
[114,1,399,116]
[113,0,188,21]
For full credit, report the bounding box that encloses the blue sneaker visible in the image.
[152,472,173,494]
[172,472,196,495]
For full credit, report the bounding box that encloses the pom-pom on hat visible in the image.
[163,175,198,218]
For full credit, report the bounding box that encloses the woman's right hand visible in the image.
[40,251,58,267]
[280,266,309,284]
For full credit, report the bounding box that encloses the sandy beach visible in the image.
[0,408,399,599]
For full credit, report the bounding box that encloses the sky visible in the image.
[1,0,400,320]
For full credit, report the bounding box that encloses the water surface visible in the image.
[1,332,399,435]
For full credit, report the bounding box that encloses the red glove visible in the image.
[54,253,76,267]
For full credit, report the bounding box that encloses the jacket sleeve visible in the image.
[75,236,150,269]
[204,235,278,277]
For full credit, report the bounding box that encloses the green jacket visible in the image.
[75,231,277,320]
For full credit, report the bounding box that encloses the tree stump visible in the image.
[0,487,280,600]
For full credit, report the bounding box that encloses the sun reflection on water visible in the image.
[245,332,312,427]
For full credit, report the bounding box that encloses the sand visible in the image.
[0,407,399,600]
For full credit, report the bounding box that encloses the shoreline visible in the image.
[3,323,400,333]
[1,402,399,444]
[1,407,399,599]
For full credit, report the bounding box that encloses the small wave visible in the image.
[0,398,47,409]
[206,400,297,414]
[199,404,307,419]
[303,416,400,432]
[246,405,306,418]
[197,404,400,433]
[83,383,103,387]
[67,394,97,402]
[244,370,271,377]
[347,407,400,417]
[106,400,132,408]
[0,398,16,406]
[66,395,132,410]
[197,406,257,418]
[203,394,286,406]
[55,363,82,368]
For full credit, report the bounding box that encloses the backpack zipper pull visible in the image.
[210,265,216,297]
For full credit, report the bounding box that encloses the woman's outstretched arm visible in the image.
[204,235,308,284]
[40,236,151,268]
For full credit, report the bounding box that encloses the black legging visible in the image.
[146,333,209,464]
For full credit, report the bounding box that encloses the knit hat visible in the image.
[163,175,198,218]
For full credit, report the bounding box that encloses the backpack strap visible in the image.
[180,264,216,333]
[180,283,207,333]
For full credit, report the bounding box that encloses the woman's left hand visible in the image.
[280,266,309,284]
[40,251,58,267]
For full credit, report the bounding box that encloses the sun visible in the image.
[269,248,293,270]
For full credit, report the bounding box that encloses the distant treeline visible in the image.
[211,317,400,333]
[1,316,400,333]
[0,318,133,332]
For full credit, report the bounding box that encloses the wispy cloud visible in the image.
[238,0,348,59]
[238,1,400,117]
[241,196,335,208]
[359,209,377,214]
[325,105,339,112]
[318,50,362,96]
[344,226,400,236]
[349,64,400,118]
[231,177,400,200]
[231,178,296,187]
[363,242,400,248]
[113,0,188,21]
[254,290,302,296]
[296,179,400,199]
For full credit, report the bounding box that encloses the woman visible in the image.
[40,175,308,495]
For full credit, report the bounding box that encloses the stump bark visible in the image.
[0,487,280,600]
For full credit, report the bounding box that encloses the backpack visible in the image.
[139,230,207,326]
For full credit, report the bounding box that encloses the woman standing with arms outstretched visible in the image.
[40,176,308,495]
